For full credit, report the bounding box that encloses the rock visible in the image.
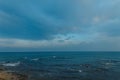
[0,71,28,80]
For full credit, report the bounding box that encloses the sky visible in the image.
[0,0,120,51]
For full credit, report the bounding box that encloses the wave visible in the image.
[2,61,21,67]
[31,58,39,61]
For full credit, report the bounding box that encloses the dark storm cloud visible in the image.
[0,0,81,40]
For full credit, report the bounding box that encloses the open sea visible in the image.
[0,52,120,80]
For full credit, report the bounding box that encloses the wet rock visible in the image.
[80,64,92,68]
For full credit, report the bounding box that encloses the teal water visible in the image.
[0,52,120,80]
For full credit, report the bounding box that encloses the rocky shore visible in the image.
[0,67,28,80]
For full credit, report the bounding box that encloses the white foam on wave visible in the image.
[105,62,113,65]
[31,58,39,61]
[78,70,82,73]
[2,61,21,67]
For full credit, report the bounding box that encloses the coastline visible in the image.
[0,66,27,80]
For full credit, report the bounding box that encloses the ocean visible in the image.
[0,52,120,80]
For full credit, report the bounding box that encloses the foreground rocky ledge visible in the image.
[0,71,28,80]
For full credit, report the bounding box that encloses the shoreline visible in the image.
[0,67,28,80]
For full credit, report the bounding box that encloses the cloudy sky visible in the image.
[0,0,120,51]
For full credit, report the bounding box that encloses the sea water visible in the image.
[0,52,120,80]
